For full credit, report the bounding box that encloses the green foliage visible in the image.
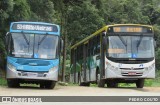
[10,0,31,21]
[100,0,150,24]
[144,79,153,86]
[28,0,56,22]
[0,77,7,86]
[67,0,104,44]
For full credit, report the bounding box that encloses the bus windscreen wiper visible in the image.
[38,33,48,45]
[37,33,48,53]
[118,34,127,47]
[137,33,143,48]
[21,31,29,45]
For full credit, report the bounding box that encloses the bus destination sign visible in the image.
[11,23,58,32]
[114,27,142,32]
[108,26,152,33]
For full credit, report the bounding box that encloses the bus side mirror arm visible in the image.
[102,31,107,47]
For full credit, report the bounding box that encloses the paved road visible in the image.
[0,85,160,96]
[0,85,160,105]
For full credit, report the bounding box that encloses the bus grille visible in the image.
[17,71,47,77]
[16,59,50,66]
[122,72,143,76]
[120,68,144,70]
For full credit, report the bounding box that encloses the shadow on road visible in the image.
[104,86,150,92]
[5,85,61,90]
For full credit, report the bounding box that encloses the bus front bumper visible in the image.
[6,68,58,81]
[105,67,155,79]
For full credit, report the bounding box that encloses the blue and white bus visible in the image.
[5,22,62,89]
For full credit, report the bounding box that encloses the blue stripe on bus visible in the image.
[9,30,60,35]
[7,57,59,72]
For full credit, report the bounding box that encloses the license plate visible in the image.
[27,73,37,77]
[128,72,136,75]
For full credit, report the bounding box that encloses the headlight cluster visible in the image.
[107,62,118,71]
[7,63,16,71]
[144,63,155,71]
[49,66,58,73]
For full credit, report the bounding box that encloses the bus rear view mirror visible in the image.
[5,32,9,45]
[102,31,107,47]
[61,38,64,53]
[5,32,11,47]
[154,40,157,47]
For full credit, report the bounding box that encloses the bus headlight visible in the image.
[7,63,16,71]
[145,63,155,71]
[49,66,58,73]
[107,63,117,71]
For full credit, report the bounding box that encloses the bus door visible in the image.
[83,42,89,82]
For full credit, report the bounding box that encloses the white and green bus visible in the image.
[70,24,155,88]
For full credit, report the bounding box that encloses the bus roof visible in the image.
[10,21,60,35]
[71,24,153,49]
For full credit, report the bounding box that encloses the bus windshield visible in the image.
[9,33,59,59]
[107,35,154,58]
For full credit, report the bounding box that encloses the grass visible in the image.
[0,77,39,87]
[20,83,39,87]
[67,82,79,86]
[0,77,7,86]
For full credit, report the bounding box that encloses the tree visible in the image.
[98,0,149,24]
[67,0,104,44]
[0,0,14,73]
[28,0,56,23]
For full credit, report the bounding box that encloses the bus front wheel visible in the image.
[107,82,118,88]
[45,81,56,89]
[7,79,20,88]
[40,81,56,89]
[136,79,144,88]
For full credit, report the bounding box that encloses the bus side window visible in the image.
[93,37,97,55]
[90,38,94,56]
[93,35,100,55]
[97,35,100,54]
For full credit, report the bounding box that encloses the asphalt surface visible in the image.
[0,85,160,96]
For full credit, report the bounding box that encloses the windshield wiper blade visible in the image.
[38,33,48,45]
[137,33,143,48]
[118,34,127,47]
[21,31,29,45]
[37,33,48,54]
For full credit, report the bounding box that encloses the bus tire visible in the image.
[40,83,45,88]
[45,81,56,89]
[7,79,19,88]
[80,82,90,86]
[107,82,118,88]
[84,82,90,86]
[136,79,144,88]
